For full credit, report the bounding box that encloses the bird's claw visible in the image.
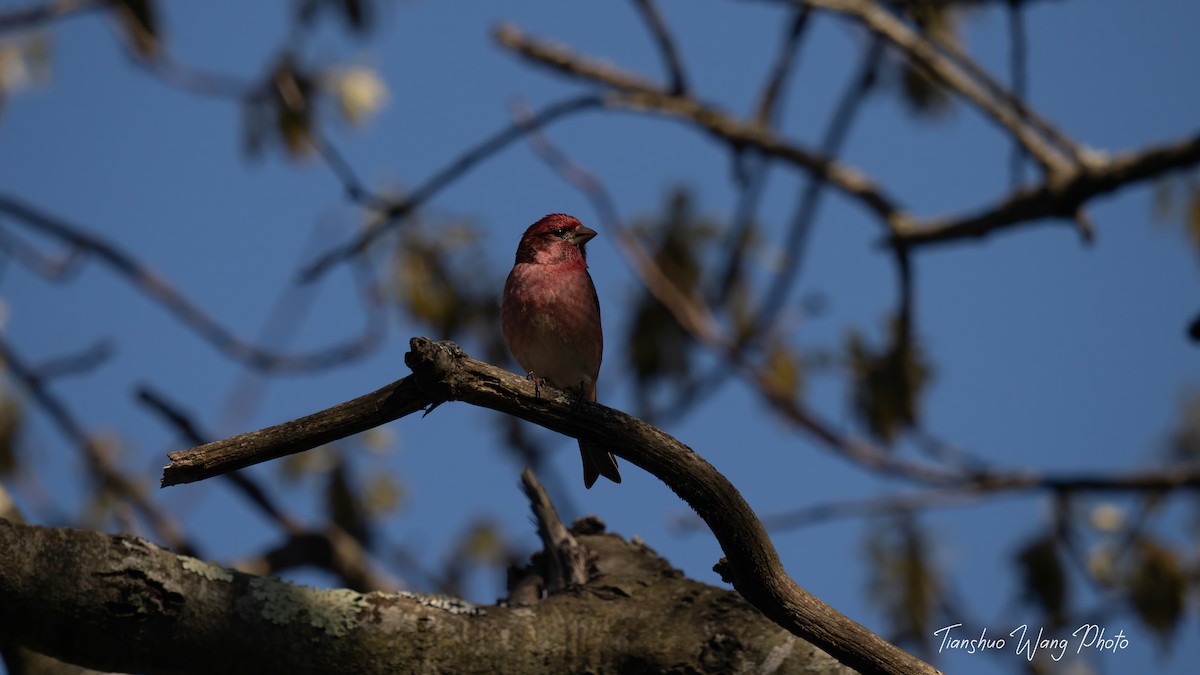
[526,371,547,398]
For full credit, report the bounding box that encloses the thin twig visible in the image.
[753,5,813,126]
[27,340,113,381]
[799,0,1075,175]
[913,0,1083,164]
[127,51,260,100]
[1006,0,1028,188]
[751,35,885,338]
[0,194,383,372]
[0,334,197,555]
[300,93,605,282]
[631,0,689,95]
[0,223,87,281]
[0,0,106,33]
[715,5,814,302]
[495,23,907,228]
[308,131,393,209]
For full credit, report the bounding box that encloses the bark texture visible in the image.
[0,518,856,675]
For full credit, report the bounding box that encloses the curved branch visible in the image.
[161,338,1200,669]
[894,131,1200,246]
[165,338,940,675]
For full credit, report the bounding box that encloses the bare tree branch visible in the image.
[164,338,941,675]
[715,5,813,304]
[494,23,908,231]
[1006,0,1029,188]
[161,374,428,487]
[0,518,856,675]
[0,222,88,281]
[894,131,1200,246]
[752,35,885,337]
[797,0,1079,174]
[157,336,1200,670]
[25,340,113,381]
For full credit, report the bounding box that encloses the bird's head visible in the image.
[514,214,597,265]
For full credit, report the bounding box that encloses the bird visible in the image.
[501,213,621,488]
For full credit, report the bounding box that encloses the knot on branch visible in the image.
[404,337,469,402]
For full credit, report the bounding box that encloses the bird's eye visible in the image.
[550,227,567,237]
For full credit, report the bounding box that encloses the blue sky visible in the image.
[1,1,1197,673]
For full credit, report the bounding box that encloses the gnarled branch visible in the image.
[164,337,939,675]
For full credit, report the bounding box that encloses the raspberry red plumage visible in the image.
[501,214,621,488]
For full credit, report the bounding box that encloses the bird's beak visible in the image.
[573,225,598,246]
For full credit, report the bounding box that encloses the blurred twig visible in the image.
[0,223,87,281]
[798,0,1076,174]
[0,334,197,555]
[1006,0,1028,189]
[27,340,113,381]
[301,94,605,281]
[751,35,884,338]
[495,23,906,229]
[716,5,813,301]
[0,194,383,372]
[137,385,397,591]
[631,0,689,95]
[893,133,1200,246]
[0,0,106,33]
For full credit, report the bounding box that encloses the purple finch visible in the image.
[502,214,621,488]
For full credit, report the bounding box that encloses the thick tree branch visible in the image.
[496,17,1200,254]
[165,338,938,675]
[0,519,856,675]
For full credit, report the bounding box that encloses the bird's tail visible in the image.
[580,440,621,489]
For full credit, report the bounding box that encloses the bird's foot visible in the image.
[570,381,588,408]
[526,371,547,398]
